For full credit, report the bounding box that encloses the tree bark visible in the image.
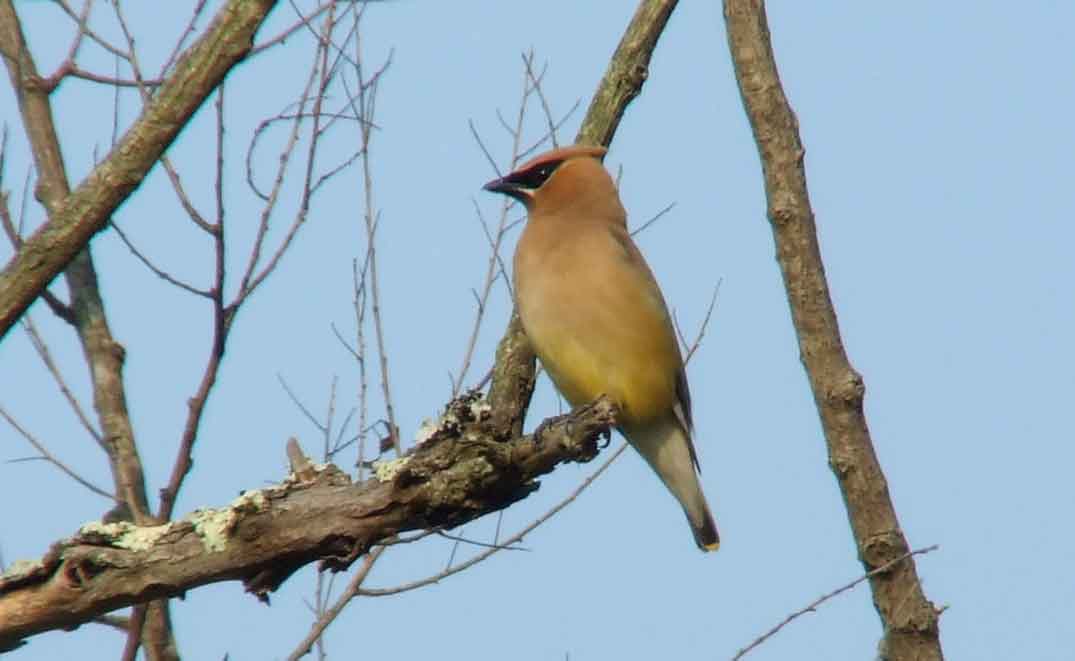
[721,2,944,659]
[0,395,617,650]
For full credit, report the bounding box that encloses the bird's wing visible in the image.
[673,367,701,470]
[606,226,700,469]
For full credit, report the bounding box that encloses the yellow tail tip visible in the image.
[702,541,720,552]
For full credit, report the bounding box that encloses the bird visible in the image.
[483,144,719,551]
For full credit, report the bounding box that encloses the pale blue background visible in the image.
[1,2,1072,659]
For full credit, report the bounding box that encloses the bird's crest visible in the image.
[511,144,607,174]
[483,145,608,200]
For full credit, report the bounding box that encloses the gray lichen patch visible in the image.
[373,456,411,482]
[278,461,337,489]
[413,393,492,448]
[415,418,439,446]
[468,397,492,420]
[78,520,174,552]
[229,489,267,512]
[188,508,237,553]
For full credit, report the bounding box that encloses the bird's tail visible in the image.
[689,497,720,552]
[626,420,720,552]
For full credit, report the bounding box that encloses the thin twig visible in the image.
[630,201,676,237]
[358,444,627,597]
[251,1,337,56]
[110,221,211,297]
[0,405,114,500]
[112,0,215,235]
[159,0,210,77]
[523,53,559,150]
[278,374,328,434]
[675,279,722,365]
[351,256,370,474]
[0,136,74,323]
[455,51,556,394]
[60,0,91,72]
[237,40,324,295]
[287,546,387,661]
[21,316,103,447]
[341,8,399,456]
[516,98,581,161]
[160,10,343,521]
[434,530,530,552]
[238,30,344,304]
[731,545,940,660]
[53,0,129,59]
[467,119,501,177]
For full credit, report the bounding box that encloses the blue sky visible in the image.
[2,2,1073,659]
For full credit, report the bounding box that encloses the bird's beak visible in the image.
[482,177,513,194]
[482,177,531,202]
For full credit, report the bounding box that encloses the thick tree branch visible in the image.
[576,0,677,147]
[0,393,618,649]
[722,2,944,659]
[0,0,279,338]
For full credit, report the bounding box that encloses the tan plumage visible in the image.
[483,145,719,551]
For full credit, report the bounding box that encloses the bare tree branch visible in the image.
[0,0,280,337]
[0,2,208,654]
[0,394,619,649]
[341,9,399,456]
[575,0,678,148]
[0,405,114,500]
[358,442,627,599]
[21,316,103,447]
[454,55,548,396]
[732,545,940,660]
[161,8,348,524]
[722,2,944,659]
[630,201,676,237]
[286,546,387,661]
[0,135,75,324]
[53,0,130,59]
[110,221,212,298]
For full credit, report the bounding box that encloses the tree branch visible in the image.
[0,0,280,338]
[575,0,678,147]
[0,393,617,649]
[721,2,944,659]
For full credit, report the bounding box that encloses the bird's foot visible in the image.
[531,416,555,446]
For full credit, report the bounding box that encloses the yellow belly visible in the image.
[515,236,681,427]
[532,327,677,426]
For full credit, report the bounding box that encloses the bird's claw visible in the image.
[532,417,553,445]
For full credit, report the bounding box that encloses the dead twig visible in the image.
[731,545,940,660]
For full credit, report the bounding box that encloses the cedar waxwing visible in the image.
[483,145,719,551]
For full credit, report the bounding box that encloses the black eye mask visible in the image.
[506,160,563,190]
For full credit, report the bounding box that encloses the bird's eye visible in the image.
[528,164,558,187]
